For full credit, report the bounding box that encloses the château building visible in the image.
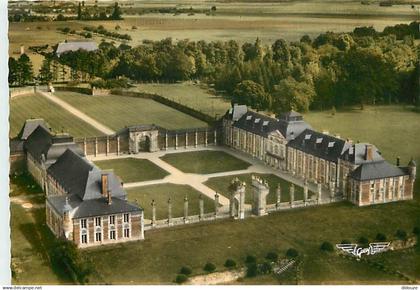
[222,104,416,206]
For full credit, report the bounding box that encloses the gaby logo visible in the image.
[336,242,391,258]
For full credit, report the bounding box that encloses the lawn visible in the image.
[85,200,419,284]
[126,183,215,220]
[54,91,208,130]
[130,83,230,119]
[160,150,251,174]
[9,94,102,138]
[94,158,169,183]
[205,173,308,204]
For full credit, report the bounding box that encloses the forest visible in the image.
[8,21,420,113]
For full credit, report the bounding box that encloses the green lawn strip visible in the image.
[9,170,43,197]
[126,183,215,220]
[85,200,419,284]
[160,150,251,174]
[9,93,102,138]
[94,158,169,183]
[54,91,208,130]
[205,173,309,204]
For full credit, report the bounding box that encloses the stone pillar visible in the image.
[117,136,120,155]
[251,175,269,216]
[199,194,204,220]
[289,184,295,208]
[214,193,219,218]
[205,130,208,147]
[106,136,109,156]
[165,133,168,150]
[276,183,281,209]
[167,198,172,225]
[94,137,98,156]
[184,196,189,223]
[195,130,198,148]
[317,183,322,204]
[175,133,178,149]
[151,199,156,227]
[238,182,246,219]
[83,138,87,155]
[230,178,246,219]
[140,211,145,240]
[214,129,217,145]
[329,181,335,201]
[303,179,308,205]
[185,132,188,148]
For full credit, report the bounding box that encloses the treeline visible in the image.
[83,25,132,41]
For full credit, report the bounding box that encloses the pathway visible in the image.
[38,90,115,135]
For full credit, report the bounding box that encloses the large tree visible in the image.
[233,80,271,110]
[38,57,53,84]
[8,57,19,85]
[17,54,33,86]
[272,77,315,113]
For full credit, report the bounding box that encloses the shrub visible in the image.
[259,262,273,274]
[413,226,420,236]
[203,262,216,273]
[320,242,334,252]
[286,248,299,258]
[175,274,188,284]
[376,233,387,242]
[224,259,236,268]
[246,263,258,277]
[179,266,192,276]
[396,229,407,240]
[245,255,256,264]
[265,251,278,262]
[358,236,369,245]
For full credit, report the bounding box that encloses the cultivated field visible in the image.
[9,93,102,138]
[126,183,215,219]
[160,150,251,174]
[53,91,208,130]
[131,83,231,118]
[205,173,307,204]
[94,158,169,183]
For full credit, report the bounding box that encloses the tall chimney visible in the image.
[101,174,108,197]
[365,145,373,161]
[107,190,112,205]
[396,156,400,167]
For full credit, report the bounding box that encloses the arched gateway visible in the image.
[127,125,159,153]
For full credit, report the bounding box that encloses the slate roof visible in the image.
[25,126,83,166]
[47,148,125,201]
[340,143,384,165]
[233,110,311,140]
[349,161,407,181]
[18,119,50,140]
[287,129,351,162]
[56,41,98,56]
[228,104,248,121]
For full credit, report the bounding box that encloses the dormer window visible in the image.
[316,138,323,144]
[328,142,335,148]
[255,118,261,124]
[263,121,269,126]
[305,134,311,140]
[246,115,252,121]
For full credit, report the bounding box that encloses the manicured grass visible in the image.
[54,91,208,131]
[160,150,251,174]
[205,173,308,204]
[131,83,230,118]
[9,94,103,138]
[94,158,169,183]
[85,200,419,284]
[9,170,43,197]
[126,183,215,220]
[10,204,72,284]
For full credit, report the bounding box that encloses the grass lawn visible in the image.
[160,150,251,174]
[126,183,215,220]
[94,158,169,183]
[9,170,43,197]
[85,200,419,284]
[9,94,102,138]
[130,83,230,119]
[205,173,309,204]
[54,91,208,131]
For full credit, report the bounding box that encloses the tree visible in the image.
[8,57,19,85]
[286,248,299,258]
[375,233,387,242]
[224,259,236,268]
[111,2,123,20]
[358,236,369,245]
[396,229,407,240]
[179,266,192,276]
[17,54,33,86]
[175,274,188,284]
[320,242,334,252]
[265,251,278,262]
[245,255,257,264]
[38,57,53,84]
[203,262,216,273]
[77,2,82,20]
[233,80,271,110]
[272,77,315,113]
[272,39,291,64]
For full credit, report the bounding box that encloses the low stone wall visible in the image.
[91,88,111,96]
[75,135,124,156]
[9,87,36,99]
[54,86,92,95]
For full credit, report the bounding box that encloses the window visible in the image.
[81,219,87,229]
[124,228,130,238]
[95,232,102,242]
[110,230,116,240]
[109,215,115,225]
[81,234,87,244]
[95,217,101,227]
[123,213,130,223]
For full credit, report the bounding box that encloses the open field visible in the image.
[160,150,251,174]
[130,83,231,118]
[9,94,103,138]
[205,173,307,204]
[126,183,215,219]
[94,158,169,183]
[54,91,208,130]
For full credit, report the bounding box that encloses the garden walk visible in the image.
[89,146,332,206]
